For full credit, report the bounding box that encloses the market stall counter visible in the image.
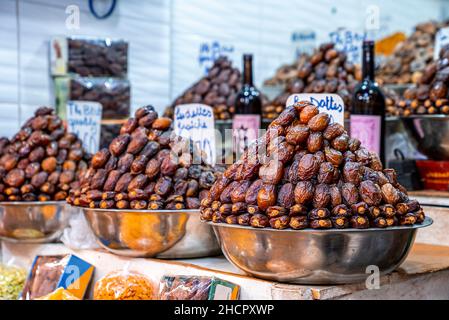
[2,241,449,300]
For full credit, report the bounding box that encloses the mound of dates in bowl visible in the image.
[0,107,90,202]
[200,101,426,230]
[68,105,223,211]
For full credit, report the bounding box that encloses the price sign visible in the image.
[291,29,316,58]
[198,41,235,75]
[286,93,345,126]
[174,104,216,165]
[434,27,449,60]
[66,101,102,154]
[329,28,366,64]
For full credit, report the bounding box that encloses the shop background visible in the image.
[0,0,447,137]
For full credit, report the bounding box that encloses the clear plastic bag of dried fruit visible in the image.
[0,259,27,300]
[93,264,155,300]
[159,276,212,300]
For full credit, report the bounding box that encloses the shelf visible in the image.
[2,241,449,300]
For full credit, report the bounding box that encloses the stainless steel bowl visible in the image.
[0,201,70,243]
[82,208,221,258]
[401,115,449,160]
[211,217,433,284]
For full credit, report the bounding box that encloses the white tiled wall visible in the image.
[0,0,447,138]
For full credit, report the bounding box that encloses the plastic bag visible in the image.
[159,276,240,300]
[35,287,80,300]
[70,77,131,120]
[60,207,99,250]
[94,266,155,300]
[20,255,69,300]
[0,260,27,300]
[68,37,128,78]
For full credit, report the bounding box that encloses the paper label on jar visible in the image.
[174,103,216,165]
[434,27,449,60]
[350,115,381,154]
[286,93,345,126]
[232,114,261,159]
[66,101,102,155]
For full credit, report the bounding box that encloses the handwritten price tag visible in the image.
[66,101,102,154]
[329,28,365,64]
[434,27,449,60]
[174,104,216,165]
[286,93,345,126]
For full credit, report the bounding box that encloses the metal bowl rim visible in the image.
[0,201,65,207]
[208,216,433,234]
[79,206,199,214]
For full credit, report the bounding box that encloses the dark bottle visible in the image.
[232,54,262,158]
[350,40,386,165]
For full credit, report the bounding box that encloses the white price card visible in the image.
[174,104,216,165]
[434,27,449,60]
[66,101,102,155]
[286,93,345,126]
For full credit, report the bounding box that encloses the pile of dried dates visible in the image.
[377,21,448,86]
[201,101,425,229]
[164,57,242,121]
[0,107,90,202]
[264,43,361,120]
[387,44,449,116]
[68,106,221,210]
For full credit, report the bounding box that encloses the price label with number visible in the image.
[434,27,449,60]
[286,93,345,126]
[66,101,102,155]
[174,104,216,165]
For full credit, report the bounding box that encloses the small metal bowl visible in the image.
[0,201,70,243]
[210,217,433,284]
[401,115,449,160]
[82,208,221,258]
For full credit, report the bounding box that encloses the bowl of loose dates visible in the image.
[0,107,90,242]
[69,106,222,258]
[201,101,432,284]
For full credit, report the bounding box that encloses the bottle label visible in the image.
[350,115,381,154]
[232,114,261,158]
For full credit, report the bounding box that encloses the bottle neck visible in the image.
[362,41,375,81]
[243,55,253,86]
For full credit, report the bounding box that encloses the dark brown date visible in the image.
[343,162,362,185]
[289,216,309,229]
[92,148,110,169]
[232,202,247,215]
[231,180,251,203]
[308,113,330,132]
[269,216,290,230]
[350,215,370,229]
[29,147,45,163]
[90,169,107,190]
[371,217,388,228]
[323,122,345,140]
[238,214,251,226]
[285,124,309,145]
[294,181,314,205]
[266,206,287,218]
[289,204,308,217]
[381,183,401,205]
[318,162,336,184]
[127,134,148,155]
[332,204,350,217]
[250,214,269,228]
[259,160,283,185]
[31,172,48,188]
[155,176,172,197]
[309,208,330,220]
[351,202,369,215]
[299,105,319,124]
[186,179,199,197]
[313,184,330,208]
[332,216,349,229]
[307,132,323,153]
[324,146,343,166]
[359,180,382,206]
[380,204,396,218]
[331,134,349,152]
[298,154,319,181]
[5,169,25,187]
[341,182,359,205]
[257,184,277,211]
[310,219,332,229]
[277,183,295,208]
[114,173,133,193]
